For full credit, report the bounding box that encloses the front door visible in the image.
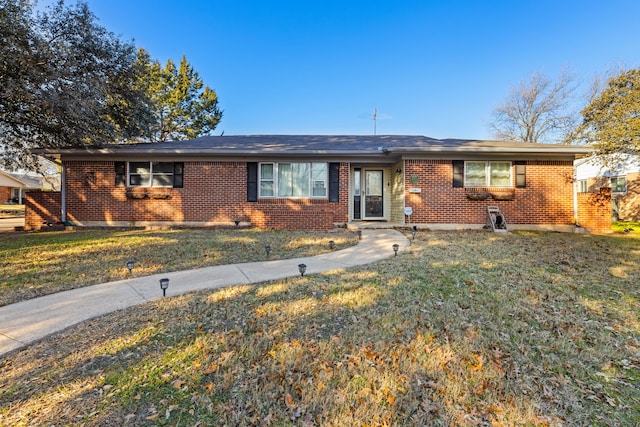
[364,170,383,218]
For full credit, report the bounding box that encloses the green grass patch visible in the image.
[613,221,640,234]
[1,231,638,425]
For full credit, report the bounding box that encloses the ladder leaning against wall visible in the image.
[487,206,508,232]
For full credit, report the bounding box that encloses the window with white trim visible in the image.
[464,161,512,187]
[259,162,328,198]
[610,176,627,193]
[127,162,181,188]
[577,179,588,193]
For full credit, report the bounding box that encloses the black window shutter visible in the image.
[452,160,464,188]
[328,163,340,202]
[173,162,184,188]
[115,162,126,187]
[247,162,258,202]
[515,161,526,188]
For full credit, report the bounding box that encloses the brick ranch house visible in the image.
[28,135,610,232]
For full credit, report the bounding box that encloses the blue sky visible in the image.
[80,0,639,140]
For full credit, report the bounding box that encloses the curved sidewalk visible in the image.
[0,229,408,357]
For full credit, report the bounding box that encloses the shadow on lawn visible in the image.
[1,232,638,425]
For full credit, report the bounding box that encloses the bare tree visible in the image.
[489,70,577,143]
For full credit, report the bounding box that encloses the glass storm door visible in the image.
[364,170,383,218]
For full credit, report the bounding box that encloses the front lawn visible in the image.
[0,228,357,307]
[1,231,638,426]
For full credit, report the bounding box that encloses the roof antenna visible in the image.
[373,107,377,136]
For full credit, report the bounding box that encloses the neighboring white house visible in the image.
[575,153,640,221]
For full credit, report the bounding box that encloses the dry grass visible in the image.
[0,228,357,307]
[0,231,639,426]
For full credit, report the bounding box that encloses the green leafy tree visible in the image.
[136,49,223,142]
[569,68,640,157]
[0,0,152,170]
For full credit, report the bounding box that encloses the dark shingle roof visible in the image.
[36,135,592,160]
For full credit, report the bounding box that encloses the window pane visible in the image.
[291,163,309,197]
[278,163,292,196]
[259,163,274,197]
[129,174,150,187]
[312,163,327,180]
[260,163,274,179]
[489,162,511,186]
[260,181,274,197]
[153,162,173,173]
[611,177,626,193]
[312,181,326,196]
[130,162,150,175]
[465,162,486,187]
[152,174,173,187]
[354,170,361,196]
[278,163,309,197]
[311,163,327,197]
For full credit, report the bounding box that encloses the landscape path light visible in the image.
[412,225,417,240]
[329,240,335,250]
[357,230,362,240]
[298,263,307,277]
[393,243,399,257]
[265,244,271,257]
[126,260,135,273]
[159,278,169,297]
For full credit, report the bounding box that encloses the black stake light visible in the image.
[357,230,362,240]
[298,263,307,277]
[126,260,135,273]
[393,244,399,257]
[412,225,417,240]
[159,278,169,297]
[265,244,271,257]
[329,240,335,250]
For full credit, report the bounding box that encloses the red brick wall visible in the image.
[0,187,10,203]
[24,191,62,230]
[26,159,611,232]
[61,160,349,230]
[616,172,639,221]
[404,160,576,225]
[578,188,612,233]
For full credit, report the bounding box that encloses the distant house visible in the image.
[575,153,640,221]
[29,135,609,232]
[0,171,51,204]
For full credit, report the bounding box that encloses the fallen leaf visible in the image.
[285,393,294,407]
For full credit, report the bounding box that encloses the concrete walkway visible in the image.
[0,229,408,357]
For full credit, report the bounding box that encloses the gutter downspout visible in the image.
[573,165,578,226]
[61,163,66,223]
